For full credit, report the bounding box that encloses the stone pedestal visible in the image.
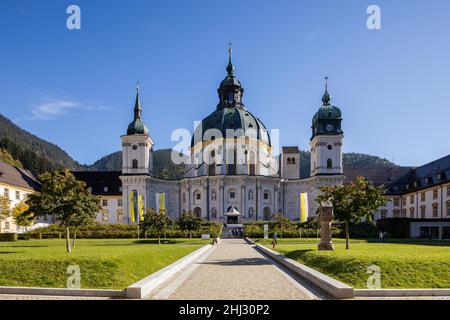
[318,202,335,251]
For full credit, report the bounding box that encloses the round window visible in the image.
[132,145,138,150]
[327,145,332,150]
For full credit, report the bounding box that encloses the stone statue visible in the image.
[318,201,335,251]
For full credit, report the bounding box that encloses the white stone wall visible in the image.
[96,196,123,224]
[375,183,450,220]
[280,152,300,179]
[121,135,153,175]
[0,183,34,233]
[310,135,343,176]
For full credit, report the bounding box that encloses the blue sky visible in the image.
[0,0,449,166]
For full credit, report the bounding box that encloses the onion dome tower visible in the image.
[310,77,344,176]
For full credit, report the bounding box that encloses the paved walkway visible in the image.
[148,239,327,300]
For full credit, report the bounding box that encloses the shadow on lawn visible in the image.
[284,249,314,260]
[2,245,49,248]
[132,239,182,245]
[366,239,450,246]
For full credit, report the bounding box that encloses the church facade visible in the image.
[100,51,344,225]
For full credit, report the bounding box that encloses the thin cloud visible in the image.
[16,97,114,121]
[31,99,81,120]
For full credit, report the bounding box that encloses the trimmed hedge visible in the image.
[376,218,411,239]
[244,221,378,239]
[0,233,18,242]
[27,222,222,239]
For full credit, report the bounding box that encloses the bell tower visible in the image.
[121,84,153,175]
[120,84,153,225]
[310,77,343,176]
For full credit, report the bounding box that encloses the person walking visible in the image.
[271,232,278,249]
[379,230,384,242]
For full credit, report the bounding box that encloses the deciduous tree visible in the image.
[179,210,202,239]
[317,177,385,249]
[12,201,34,230]
[139,208,174,244]
[270,213,292,238]
[25,170,100,254]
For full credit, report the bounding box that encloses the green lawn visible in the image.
[0,238,208,289]
[256,238,450,289]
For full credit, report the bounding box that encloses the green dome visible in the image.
[127,118,149,135]
[220,75,242,87]
[191,107,271,147]
[311,84,343,139]
[312,104,342,124]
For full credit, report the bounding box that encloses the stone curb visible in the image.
[0,286,126,298]
[249,239,354,299]
[127,243,214,299]
[354,289,450,297]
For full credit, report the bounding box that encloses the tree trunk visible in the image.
[72,229,77,247]
[65,227,71,254]
[158,235,161,245]
[345,221,350,250]
[189,231,192,239]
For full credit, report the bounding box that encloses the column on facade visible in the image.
[203,184,208,220]
[188,181,191,212]
[257,185,262,221]
[219,185,224,220]
[241,185,246,222]
[274,188,278,215]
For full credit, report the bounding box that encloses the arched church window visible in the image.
[327,159,332,169]
[132,159,138,169]
[291,158,296,164]
[287,158,291,165]
[211,207,217,219]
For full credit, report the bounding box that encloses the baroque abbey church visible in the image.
[75,49,345,225]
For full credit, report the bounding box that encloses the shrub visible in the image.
[376,218,412,239]
[0,233,18,241]
[27,221,222,239]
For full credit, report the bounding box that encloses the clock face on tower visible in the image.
[326,124,334,132]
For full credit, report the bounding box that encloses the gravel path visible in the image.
[150,239,324,300]
[0,294,110,300]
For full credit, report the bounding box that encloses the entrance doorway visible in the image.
[227,216,238,224]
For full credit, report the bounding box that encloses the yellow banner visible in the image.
[156,193,165,213]
[138,195,144,221]
[129,192,135,223]
[300,192,308,223]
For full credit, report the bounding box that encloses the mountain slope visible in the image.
[88,149,187,180]
[0,114,82,170]
[90,150,397,180]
